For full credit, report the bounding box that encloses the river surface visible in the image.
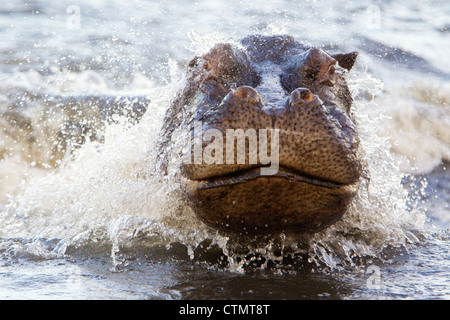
[0,0,449,300]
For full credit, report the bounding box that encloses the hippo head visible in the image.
[160,35,362,235]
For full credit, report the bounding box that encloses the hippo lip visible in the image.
[194,166,349,190]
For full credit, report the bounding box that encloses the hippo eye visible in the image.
[281,47,337,92]
[331,52,358,71]
[201,43,259,88]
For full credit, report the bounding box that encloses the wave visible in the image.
[373,81,450,174]
[0,46,435,273]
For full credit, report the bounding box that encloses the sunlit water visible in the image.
[0,0,449,299]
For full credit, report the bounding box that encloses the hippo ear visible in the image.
[331,52,358,71]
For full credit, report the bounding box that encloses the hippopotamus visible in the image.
[159,34,362,235]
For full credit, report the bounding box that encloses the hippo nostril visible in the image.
[299,89,314,102]
[234,86,262,105]
[289,88,314,106]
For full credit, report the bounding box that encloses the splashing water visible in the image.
[1,0,449,299]
[0,32,432,277]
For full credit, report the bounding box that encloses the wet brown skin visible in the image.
[159,35,362,235]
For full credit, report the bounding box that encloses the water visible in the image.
[0,0,449,300]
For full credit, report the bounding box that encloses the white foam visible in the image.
[0,38,434,271]
[375,81,450,174]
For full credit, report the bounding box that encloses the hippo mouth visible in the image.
[184,163,359,234]
[195,166,347,190]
